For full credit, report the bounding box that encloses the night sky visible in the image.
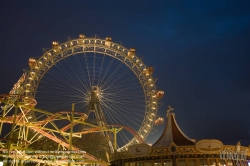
[0,0,250,146]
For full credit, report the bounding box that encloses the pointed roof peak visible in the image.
[167,105,174,116]
[152,106,195,147]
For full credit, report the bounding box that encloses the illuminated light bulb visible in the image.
[144,130,147,132]
[153,101,156,104]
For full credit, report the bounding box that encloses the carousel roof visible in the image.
[152,106,195,147]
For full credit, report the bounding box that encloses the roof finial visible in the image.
[167,105,174,116]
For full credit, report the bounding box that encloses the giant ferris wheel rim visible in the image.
[22,34,160,151]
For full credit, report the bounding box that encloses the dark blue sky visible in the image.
[0,0,250,145]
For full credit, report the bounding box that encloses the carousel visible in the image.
[111,106,250,166]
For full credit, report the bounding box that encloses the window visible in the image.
[227,160,233,166]
[130,162,135,166]
[217,159,226,166]
[154,161,162,166]
[239,161,247,166]
[124,163,129,166]
[199,159,208,166]
[164,160,173,166]
[137,162,143,166]
[209,159,217,166]
[177,159,187,166]
[144,161,152,166]
[188,159,196,166]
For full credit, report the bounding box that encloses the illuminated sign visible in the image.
[127,144,151,156]
[196,139,223,152]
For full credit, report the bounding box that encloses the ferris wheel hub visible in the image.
[86,86,102,103]
[91,86,100,93]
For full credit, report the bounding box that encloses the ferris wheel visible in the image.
[2,34,164,153]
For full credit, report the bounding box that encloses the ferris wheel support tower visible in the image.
[85,86,107,130]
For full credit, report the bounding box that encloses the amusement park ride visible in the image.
[0,34,164,165]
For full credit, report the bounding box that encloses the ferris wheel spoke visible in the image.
[53,61,84,91]
[102,93,144,102]
[99,61,124,88]
[59,57,90,93]
[83,53,93,88]
[98,57,114,87]
[106,105,145,124]
[100,67,131,90]
[101,102,130,124]
[101,102,139,131]
[100,101,143,128]
[102,103,144,117]
[39,73,80,93]
[73,55,92,92]
[102,75,143,93]
[101,98,145,111]
[101,107,131,145]
[102,107,129,143]
[36,88,86,99]
[101,95,145,115]
[40,68,85,95]
[97,54,106,87]
[92,53,96,86]
[106,106,145,125]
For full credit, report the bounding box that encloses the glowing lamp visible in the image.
[105,37,112,47]
[79,34,85,38]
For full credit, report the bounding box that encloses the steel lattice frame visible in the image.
[20,35,161,151]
